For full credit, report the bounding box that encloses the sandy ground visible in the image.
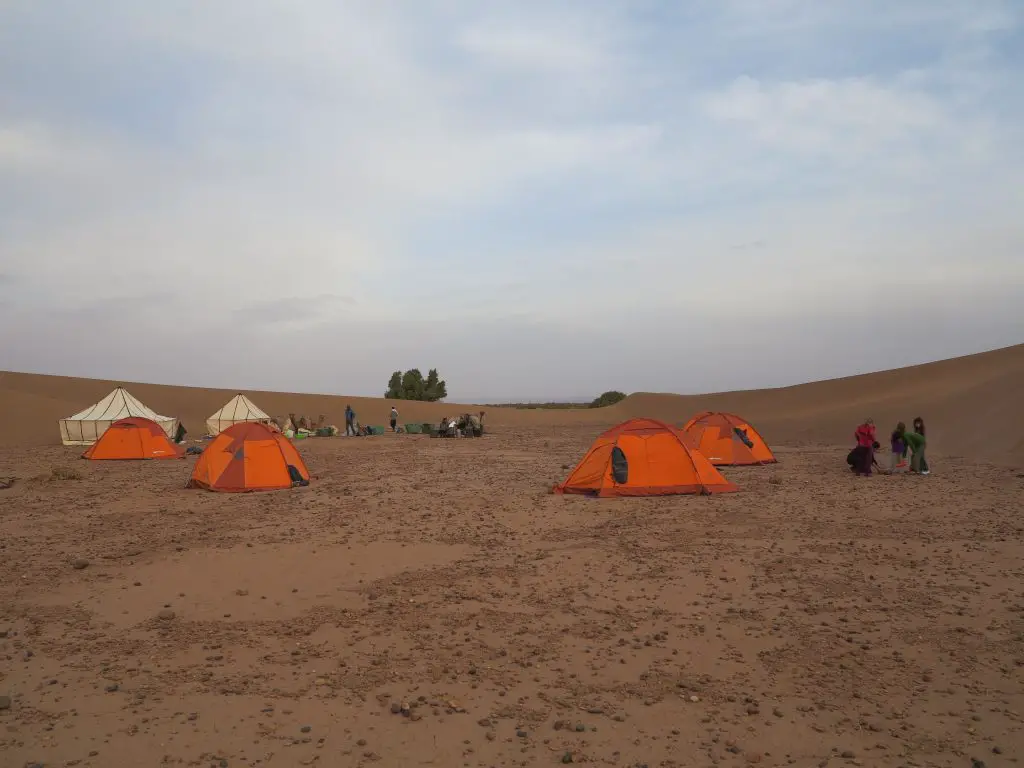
[2,427,1023,768]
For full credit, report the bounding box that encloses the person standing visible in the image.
[345,404,356,437]
[903,420,928,475]
[889,423,907,472]
[390,406,399,432]
[853,418,876,476]
[912,417,929,474]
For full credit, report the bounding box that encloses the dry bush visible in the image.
[31,466,83,483]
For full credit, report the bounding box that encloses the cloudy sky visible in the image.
[1,1,1022,401]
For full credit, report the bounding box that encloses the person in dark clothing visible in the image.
[344,405,356,437]
[889,422,907,472]
[912,417,929,474]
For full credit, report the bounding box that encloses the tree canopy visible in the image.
[589,390,627,408]
[385,368,448,402]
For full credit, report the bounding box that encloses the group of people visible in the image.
[342,404,402,436]
[850,416,929,477]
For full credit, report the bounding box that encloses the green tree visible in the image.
[385,368,449,401]
[400,368,425,400]
[385,371,403,399]
[424,368,447,402]
[589,390,627,408]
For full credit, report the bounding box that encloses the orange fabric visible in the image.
[188,422,310,493]
[82,417,184,460]
[554,418,738,497]
[681,412,776,466]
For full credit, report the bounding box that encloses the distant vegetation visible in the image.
[385,369,447,401]
[483,391,629,410]
[483,402,591,410]
[589,391,627,408]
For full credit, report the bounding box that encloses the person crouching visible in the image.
[853,418,876,476]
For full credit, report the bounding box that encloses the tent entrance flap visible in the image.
[611,446,628,484]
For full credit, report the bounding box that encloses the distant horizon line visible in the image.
[1,342,1020,403]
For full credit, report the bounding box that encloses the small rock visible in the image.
[72,559,90,570]
[971,760,987,768]
[562,753,574,764]
[516,730,528,738]
[0,695,11,710]
[553,720,565,731]
[841,751,856,759]
[773,708,784,718]
[477,718,491,727]
[992,746,1003,755]
[390,703,402,714]
[300,725,312,733]
[747,705,760,715]
[104,684,119,693]
[574,723,586,732]
[157,609,176,621]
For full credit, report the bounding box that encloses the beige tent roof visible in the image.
[59,386,178,445]
[206,393,272,435]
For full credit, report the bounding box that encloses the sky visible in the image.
[1,0,1022,401]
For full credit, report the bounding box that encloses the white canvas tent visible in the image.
[206,393,272,435]
[59,387,178,445]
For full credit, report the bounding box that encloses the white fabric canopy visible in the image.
[206,393,272,435]
[59,387,178,445]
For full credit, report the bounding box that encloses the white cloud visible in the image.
[0,1,1021,397]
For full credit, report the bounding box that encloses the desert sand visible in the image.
[1,345,1023,768]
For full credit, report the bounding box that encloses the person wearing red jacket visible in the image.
[853,418,877,476]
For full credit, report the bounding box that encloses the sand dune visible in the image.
[2,343,1022,462]
[2,347,1023,766]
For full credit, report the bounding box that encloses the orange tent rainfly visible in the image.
[187,422,310,492]
[681,412,776,466]
[82,417,185,460]
[553,418,738,497]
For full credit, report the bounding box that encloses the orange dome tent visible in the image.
[681,412,776,466]
[553,418,738,497]
[187,422,310,493]
[82,417,185,460]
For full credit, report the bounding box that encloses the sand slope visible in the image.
[2,343,1022,462]
[612,344,1024,464]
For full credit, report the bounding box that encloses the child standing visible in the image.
[890,423,907,472]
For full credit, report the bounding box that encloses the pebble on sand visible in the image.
[0,694,11,710]
[72,558,90,570]
[157,609,176,620]
[300,725,312,733]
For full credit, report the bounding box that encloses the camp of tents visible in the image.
[58,388,777,497]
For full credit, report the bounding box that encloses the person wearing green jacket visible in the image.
[901,427,928,475]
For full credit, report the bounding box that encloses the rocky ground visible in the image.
[1,427,1022,768]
